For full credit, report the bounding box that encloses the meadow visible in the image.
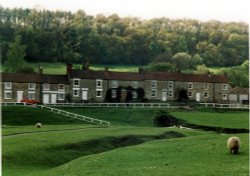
[2,106,249,176]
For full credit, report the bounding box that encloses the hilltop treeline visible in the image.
[0,7,248,66]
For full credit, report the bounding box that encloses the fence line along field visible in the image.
[2,106,249,176]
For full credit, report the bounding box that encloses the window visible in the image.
[204,83,208,90]
[132,81,139,89]
[151,89,157,97]
[111,80,118,88]
[188,83,193,89]
[204,92,208,98]
[73,89,80,97]
[168,90,173,97]
[58,93,65,100]
[58,84,65,91]
[28,92,36,100]
[43,83,50,90]
[96,79,103,88]
[28,83,36,90]
[188,91,193,97]
[96,90,102,97]
[151,80,157,89]
[112,89,117,98]
[73,79,80,87]
[132,91,137,99]
[4,90,12,99]
[222,84,228,90]
[222,94,227,100]
[4,82,12,89]
[168,81,173,89]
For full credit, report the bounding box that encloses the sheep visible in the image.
[227,137,240,154]
[35,123,42,128]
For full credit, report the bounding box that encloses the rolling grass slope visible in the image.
[2,106,249,176]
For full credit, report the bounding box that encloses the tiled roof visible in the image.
[2,70,229,84]
[70,70,141,81]
[229,87,249,94]
[70,70,229,83]
[1,73,69,84]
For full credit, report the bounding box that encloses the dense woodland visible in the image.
[0,7,248,67]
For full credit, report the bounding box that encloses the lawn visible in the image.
[1,62,139,74]
[170,110,249,129]
[2,106,249,176]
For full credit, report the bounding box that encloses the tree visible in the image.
[5,35,26,72]
[171,52,191,71]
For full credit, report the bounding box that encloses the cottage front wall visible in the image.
[1,82,41,102]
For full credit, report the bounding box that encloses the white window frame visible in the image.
[151,89,157,97]
[96,79,103,88]
[132,81,139,89]
[222,84,228,90]
[28,91,36,100]
[188,83,193,89]
[4,90,12,99]
[111,89,117,98]
[204,83,209,90]
[28,83,36,90]
[73,79,80,87]
[58,84,65,91]
[58,93,65,100]
[222,94,227,100]
[204,92,209,98]
[168,90,173,97]
[188,91,193,97]
[4,82,12,89]
[151,80,157,89]
[96,89,102,98]
[43,83,50,90]
[111,80,118,88]
[132,91,137,99]
[73,89,80,97]
[168,81,173,89]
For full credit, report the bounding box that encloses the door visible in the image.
[51,94,57,104]
[162,90,167,101]
[17,91,23,102]
[82,90,88,100]
[196,93,201,102]
[43,94,49,104]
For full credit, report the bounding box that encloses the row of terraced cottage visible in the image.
[1,64,249,104]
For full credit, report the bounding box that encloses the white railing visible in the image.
[40,105,110,126]
[200,103,249,110]
[44,103,171,108]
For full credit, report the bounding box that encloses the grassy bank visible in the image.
[2,106,249,176]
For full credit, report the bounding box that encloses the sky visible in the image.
[1,0,249,22]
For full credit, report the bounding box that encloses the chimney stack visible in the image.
[67,63,72,75]
[38,67,43,74]
[138,67,144,74]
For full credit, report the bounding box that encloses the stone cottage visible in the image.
[1,65,231,104]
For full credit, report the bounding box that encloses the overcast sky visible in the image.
[1,0,249,22]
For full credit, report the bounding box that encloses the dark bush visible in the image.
[153,110,181,127]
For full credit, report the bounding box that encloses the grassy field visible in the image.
[1,62,139,74]
[2,106,249,176]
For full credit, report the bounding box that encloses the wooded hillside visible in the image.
[0,7,248,66]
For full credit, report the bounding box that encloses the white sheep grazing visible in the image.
[227,137,240,154]
[35,123,42,128]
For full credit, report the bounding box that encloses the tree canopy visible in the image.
[0,7,248,67]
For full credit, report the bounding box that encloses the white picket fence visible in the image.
[200,103,249,110]
[44,102,171,108]
[40,105,111,126]
[1,102,110,126]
